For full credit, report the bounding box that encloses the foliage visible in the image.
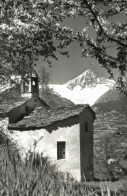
[62,0,127,94]
[0,0,71,82]
[94,131,127,181]
[0,144,126,196]
[0,0,127,93]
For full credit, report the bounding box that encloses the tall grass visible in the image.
[0,143,125,196]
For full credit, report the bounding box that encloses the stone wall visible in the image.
[80,108,94,181]
[8,124,81,181]
[6,107,94,182]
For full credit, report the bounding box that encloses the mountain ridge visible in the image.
[95,86,127,104]
[49,69,115,106]
[66,69,115,90]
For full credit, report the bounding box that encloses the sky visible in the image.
[36,42,110,84]
[36,13,125,85]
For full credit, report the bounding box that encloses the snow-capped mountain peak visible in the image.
[66,69,97,89]
[49,69,115,106]
[66,69,115,90]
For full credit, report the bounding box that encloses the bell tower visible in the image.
[21,68,39,98]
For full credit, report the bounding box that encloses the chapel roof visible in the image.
[40,91,74,107]
[0,84,74,118]
[0,97,31,117]
[9,105,95,130]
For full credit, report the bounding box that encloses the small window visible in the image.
[25,106,30,113]
[24,83,29,92]
[34,98,37,102]
[85,122,88,132]
[32,81,36,86]
[23,79,29,92]
[57,141,66,160]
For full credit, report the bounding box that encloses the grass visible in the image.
[0,141,126,196]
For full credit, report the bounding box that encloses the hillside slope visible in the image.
[95,87,127,104]
[93,88,127,179]
[93,86,127,142]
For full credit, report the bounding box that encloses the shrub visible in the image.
[0,139,126,195]
[94,131,127,181]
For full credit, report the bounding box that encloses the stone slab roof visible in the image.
[0,98,30,117]
[9,105,95,130]
[40,91,74,107]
